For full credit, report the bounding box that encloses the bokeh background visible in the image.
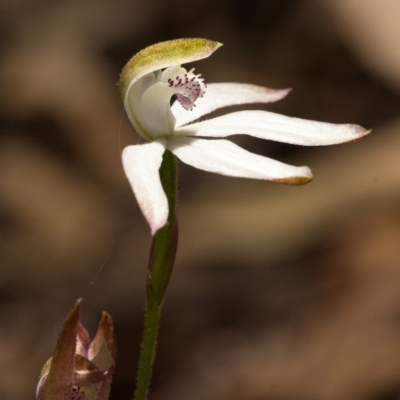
[1,0,400,399]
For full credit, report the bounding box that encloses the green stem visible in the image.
[134,150,178,400]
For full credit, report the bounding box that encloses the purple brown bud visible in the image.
[36,300,116,400]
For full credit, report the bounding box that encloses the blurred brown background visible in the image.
[1,0,400,399]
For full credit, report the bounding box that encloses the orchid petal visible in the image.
[172,83,290,127]
[176,110,370,145]
[75,322,91,357]
[122,140,168,235]
[41,300,81,400]
[88,312,116,372]
[167,137,313,185]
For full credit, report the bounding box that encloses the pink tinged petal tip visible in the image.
[176,110,371,145]
[172,83,291,128]
[122,140,168,235]
[167,137,313,185]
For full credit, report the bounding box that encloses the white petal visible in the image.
[172,83,290,127]
[175,110,370,145]
[122,140,168,235]
[167,137,312,184]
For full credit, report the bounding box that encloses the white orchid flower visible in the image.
[119,38,370,235]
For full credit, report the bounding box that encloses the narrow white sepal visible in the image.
[176,110,370,145]
[122,140,168,235]
[172,83,290,128]
[167,137,312,183]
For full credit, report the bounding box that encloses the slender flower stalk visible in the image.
[119,38,371,400]
[134,150,178,400]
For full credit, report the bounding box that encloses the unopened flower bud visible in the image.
[36,300,117,400]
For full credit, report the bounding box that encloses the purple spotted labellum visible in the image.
[36,300,116,400]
